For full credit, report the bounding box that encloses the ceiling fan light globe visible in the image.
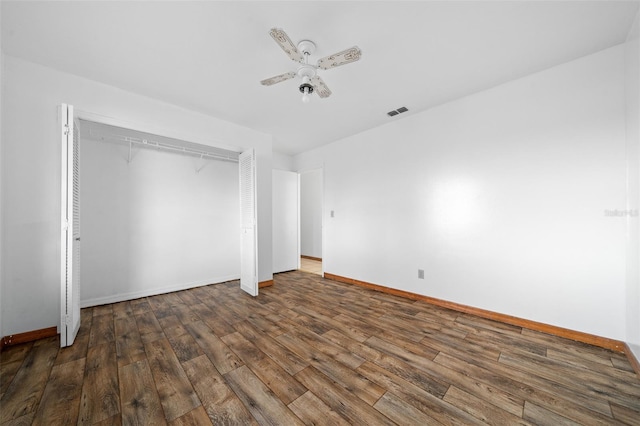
[302,88,311,103]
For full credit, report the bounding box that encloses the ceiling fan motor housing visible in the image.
[297,40,316,56]
[298,66,316,94]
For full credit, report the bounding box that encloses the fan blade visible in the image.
[317,46,362,70]
[269,28,304,63]
[261,72,296,86]
[311,76,332,98]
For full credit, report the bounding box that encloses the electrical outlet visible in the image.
[418,269,424,279]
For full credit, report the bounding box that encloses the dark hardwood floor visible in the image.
[1,270,639,425]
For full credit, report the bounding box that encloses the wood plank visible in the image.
[0,342,34,365]
[168,332,204,364]
[93,414,122,426]
[610,401,640,424]
[233,321,308,376]
[442,385,530,425]
[92,304,113,317]
[119,359,166,425]
[546,347,638,382]
[168,405,212,426]
[114,316,146,367]
[88,312,115,348]
[78,342,120,424]
[373,391,443,425]
[135,310,165,343]
[364,335,449,398]
[288,391,350,426]
[221,332,307,405]
[144,338,200,421]
[1,360,23,399]
[322,329,386,363]
[276,332,386,405]
[281,322,365,369]
[0,337,59,423]
[611,355,637,374]
[31,357,85,425]
[176,289,202,306]
[434,351,617,423]
[131,299,152,315]
[171,303,200,326]
[158,315,188,339]
[356,360,484,426]
[224,365,304,425]
[421,331,501,363]
[522,401,581,426]
[182,354,257,425]
[112,301,134,320]
[294,366,394,425]
[498,350,640,408]
[184,321,243,375]
[2,412,35,426]
[147,294,174,319]
[294,305,369,343]
[190,303,236,337]
[463,327,547,357]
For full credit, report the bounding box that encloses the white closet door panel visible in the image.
[60,104,81,347]
[239,149,258,296]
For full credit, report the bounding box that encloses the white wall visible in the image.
[296,45,627,340]
[1,55,272,337]
[273,152,295,172]
[300,169,323,259]
[625,11,640,359]
[80,135,240,306]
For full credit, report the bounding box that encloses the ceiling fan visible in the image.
[260,28,362,103]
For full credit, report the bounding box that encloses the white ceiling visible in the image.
[2,1,638,155]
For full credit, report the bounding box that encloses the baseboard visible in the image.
[80,275,240,308]
[625,343,640,377]
[259,279,274,288]
[324,273,626,353]
[1,326,58,350]
[301,255,322,262]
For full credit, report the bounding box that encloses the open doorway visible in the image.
[299,169,323,276]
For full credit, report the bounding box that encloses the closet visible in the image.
[78,120,242,307]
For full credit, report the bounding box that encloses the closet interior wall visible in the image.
[79,121,241,306]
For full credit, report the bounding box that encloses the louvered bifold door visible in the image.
[60,104,81,347]
[239,149,258,296]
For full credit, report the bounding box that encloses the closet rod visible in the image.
[89,130,239,163]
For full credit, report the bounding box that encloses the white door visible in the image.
[272,170,299,273]
[239,149,258,296]
[60,104,81,347]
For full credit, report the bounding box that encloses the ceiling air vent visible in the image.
[387,106,409,117]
